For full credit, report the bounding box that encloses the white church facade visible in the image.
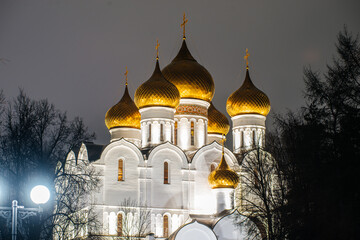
[59,17,271,240]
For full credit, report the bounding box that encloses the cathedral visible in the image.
[60,15,271,240]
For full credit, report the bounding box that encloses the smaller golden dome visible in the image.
[208,142,239,189]
[226,69,271,117]
[135,60,180,109]
[208,102,230,135]
[162,40,215,102]
[105,85,141,129]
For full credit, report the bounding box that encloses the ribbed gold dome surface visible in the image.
[105,85,141,129]
[208,102,230,135]
[208,153,239,189]
[226,69,270,117]
[162,40,215,102]
[135,60,180,109]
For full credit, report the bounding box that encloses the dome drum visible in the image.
[109,127,141,146]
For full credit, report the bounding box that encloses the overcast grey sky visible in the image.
[1,0,359,145]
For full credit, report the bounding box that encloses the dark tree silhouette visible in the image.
[270,27,360,239]
[237,147,287,240]
[0,90,96,239]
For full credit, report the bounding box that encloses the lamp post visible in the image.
[0,185,50,240]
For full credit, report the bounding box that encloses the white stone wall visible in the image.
[148,146,186,209]
[103,145,140,205]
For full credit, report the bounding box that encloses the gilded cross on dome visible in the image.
[156,40,160,59]
[181,12,188,39]
[125,66,128,86]
[244,48,250,69]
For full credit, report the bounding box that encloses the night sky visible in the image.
[1,0,359,145]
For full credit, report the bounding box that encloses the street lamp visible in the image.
[0,185,50,240]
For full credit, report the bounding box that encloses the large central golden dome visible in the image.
[135,60,180,109]
[105,85,141,129]
[208,102,230,135]
[226,69,270,117]
[162,40,215,102]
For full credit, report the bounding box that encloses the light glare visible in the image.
[30,185,50,204]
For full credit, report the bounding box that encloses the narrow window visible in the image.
[163,215,169,237]
[164,162,169,184]
[240,131,244,148]
[252,130,256,147]
[191,121,195,146]
[210,164,216,172]
[174,122,178,145]
[118,159,124,181]
[160,123,164,141]
[148,124,152,142]
[117,214,123,236]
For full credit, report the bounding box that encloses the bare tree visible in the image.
[117,198,151,240]
[51,155,101,240]
[0,90,96,239]
[237,147,287,240]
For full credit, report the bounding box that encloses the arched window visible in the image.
[174,121,178,145]
[210,163,216,172]
[160,123,164,141]
[190,121,195,146]
[252,130,256,147]
[118,159,124,181]
[240,131,244,148]
[164,162,169,184]
[117,214,123,236]
[163,215,169,237]
[148,124,152,142]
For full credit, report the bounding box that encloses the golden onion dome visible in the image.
[226,69,270,117]
[208,102,230,135]
[162,40,215,102]
[105,85,141,129]
[208,150,239,189]
[134,60,180,109]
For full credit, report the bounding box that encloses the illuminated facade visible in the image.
[61,17,270,240]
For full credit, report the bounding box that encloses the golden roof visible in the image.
[162,40,215,102]
[105,85,141,129]
[208,102,230,135]
[135,60,180,109]
[208,139,239,189]
[226,69,270,117]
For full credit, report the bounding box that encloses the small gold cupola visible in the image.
[226,49,271,117]
[134,40,180,109]
[105,67,141,129]
[208,137,239,189]
[162,13,215,102]
[208,102,230,135]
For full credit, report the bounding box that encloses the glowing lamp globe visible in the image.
[30,185,50,204]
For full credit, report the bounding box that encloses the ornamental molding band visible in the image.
[176,104,207,117]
